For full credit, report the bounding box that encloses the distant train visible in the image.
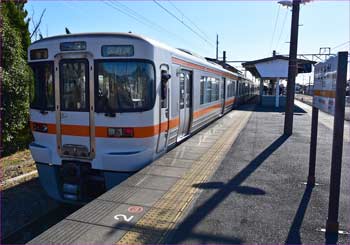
[28,33,258,202]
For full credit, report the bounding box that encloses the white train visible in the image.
[28,33,257,202]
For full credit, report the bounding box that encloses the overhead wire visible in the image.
[104,0,194,47]
[167,0,212,40]
[275,8,289,52]
[268,4,281,56]
[153,0,214,47]
[332,41,350,51]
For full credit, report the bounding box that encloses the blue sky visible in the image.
[26,0,349,82]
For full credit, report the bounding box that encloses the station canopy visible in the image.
[242,55,316,79]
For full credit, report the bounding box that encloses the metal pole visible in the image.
[275,78,280,108]
[284,0,300,136]
[223,51,226,64]
[259,79,264,105]
[326,51,348,233]
[216,34,219,61]
[307,106,318,186]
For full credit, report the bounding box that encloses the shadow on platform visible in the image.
[285,185,314,244]
[167,134,290,243]
[236,104,306,114]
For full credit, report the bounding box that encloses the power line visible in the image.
[104,1,151,28]
[110,1,171,35]
[153,0,214,47]
[332,41,350,51]
[268,4,281,56]
[167,0,212,40]
[275,8,289,52]
[104,0,193,47]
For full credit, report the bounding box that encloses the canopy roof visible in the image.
[242,55,316,79]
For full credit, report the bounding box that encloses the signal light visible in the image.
[33,123,48,133]
[107,127,134,138]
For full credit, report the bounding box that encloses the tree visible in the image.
[2,1,33,155]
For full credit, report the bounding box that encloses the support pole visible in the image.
[216,34,219,61]
[259,79,264,105]
[326,52,348,233]
[284,0,301,136]
[307,106,318,186]
[275,78,280,108]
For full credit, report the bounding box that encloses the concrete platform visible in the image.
[28,101,350,244]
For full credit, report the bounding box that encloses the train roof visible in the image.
[31,32,245,79]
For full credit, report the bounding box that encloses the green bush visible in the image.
[2,2,33,155]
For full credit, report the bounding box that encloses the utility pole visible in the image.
[216,34,219,61]
[284,0,301,136]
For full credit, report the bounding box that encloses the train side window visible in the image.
[179,73,185,109]
[200,77,205,104]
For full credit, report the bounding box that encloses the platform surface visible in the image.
[28,101,350,244]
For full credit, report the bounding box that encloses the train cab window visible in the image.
[95,61,155,112]
[60,60,89,111]
[30,62,55,110]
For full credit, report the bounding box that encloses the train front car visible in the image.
[28,33,165,203]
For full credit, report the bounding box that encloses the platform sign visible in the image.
[313,55,338,115]
[308,52,348,234]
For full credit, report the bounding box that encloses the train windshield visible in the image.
[96,61,155,112]
[30,62,55,110]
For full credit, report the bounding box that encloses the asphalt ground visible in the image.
[166,101,350,244]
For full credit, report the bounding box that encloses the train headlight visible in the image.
[107,127,134,138]
[33,123,48,133]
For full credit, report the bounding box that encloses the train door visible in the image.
[177,70,193,141]
[55,54,95,159]
[221,77,226,114]
[157,65,171,153]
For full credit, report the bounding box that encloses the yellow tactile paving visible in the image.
[116,110,252,244]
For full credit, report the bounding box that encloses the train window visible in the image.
[60,60,89,111]
[101,45,134,57]
[211,78,219,102]
[95,60,155,112]
[30,49,48,60]
[227,80,236,98]
[179,73,185,109]
[200,76,220,104]
[200,77,205,104]
[29,62,55,110]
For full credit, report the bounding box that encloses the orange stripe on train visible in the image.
[31,102,223,137]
